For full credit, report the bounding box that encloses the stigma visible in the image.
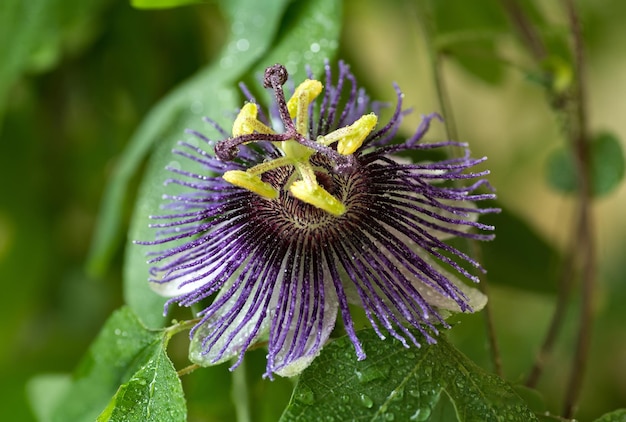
[218,65,378,216]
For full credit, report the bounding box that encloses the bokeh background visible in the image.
[1,0,625,420]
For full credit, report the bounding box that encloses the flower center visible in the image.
[216,64,378,217]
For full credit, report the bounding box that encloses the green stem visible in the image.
[177,363,200,377]
[232,358,251,422]
[164,318,201,340]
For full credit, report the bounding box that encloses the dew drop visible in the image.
[454,376,465,388]
[410,406,431,421]
[422,365,433,378]
[359,393,373,408]
[167,161,181,170]
[190,101,203,114]
[220,57,233,69]
[355,364,390,384]
[294,384,315,405]
[390,386,404,401]
[236,38,250,52]
[286,61,299,76]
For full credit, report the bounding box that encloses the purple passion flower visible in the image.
[141,62,497,378]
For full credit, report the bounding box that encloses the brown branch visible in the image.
[500,0,547,62]
[562,0,595,417]
[525,237,577,388]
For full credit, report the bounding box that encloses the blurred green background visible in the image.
[1,0,625,420]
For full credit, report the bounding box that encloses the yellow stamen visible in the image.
[287,80,323,135]
[318,113,378,155]
[221,76,378,217]
[223,170,278,199]
[287,80,323,119]
[290,180,346,216]
[232,103,274,136]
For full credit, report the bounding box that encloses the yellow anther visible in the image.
[222,78,379,217]
[317,113,378,155]
[232,103,274,136]
[287,79,323,119]
[337,113,378,155]
[223,170,278,199]
[289,180,346,216]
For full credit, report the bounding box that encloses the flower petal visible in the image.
[188,276,273,367]
[268,247,340,377]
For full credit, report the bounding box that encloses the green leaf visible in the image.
[430,0,509,84]
[247,0,342,79]
[428,391,460,421]
[546,145,577,194]
[280,329,537,422]
[592,132,625,196]
[131,0,203,9]
[26,374,72,422]
[546,132,625,198]
[50,307,170,422]
[479,205,559,294]
[96,346,185,422]
[593,409,626,422]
